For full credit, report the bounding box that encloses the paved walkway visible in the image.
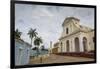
[29,54,94,64]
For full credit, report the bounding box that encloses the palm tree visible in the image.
[15,29,22,39]
[34,37,43,56]
[27,28,38,47]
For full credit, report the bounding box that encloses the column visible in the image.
[72,38,75,52]
[79,36,84,52]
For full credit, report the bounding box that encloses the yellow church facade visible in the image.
[54,17,94,53]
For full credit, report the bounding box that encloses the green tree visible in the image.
[15,29,22,39]
[34,37,43,56]
[27,28,38,47]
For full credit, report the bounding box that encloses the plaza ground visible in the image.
[29,54,94,64]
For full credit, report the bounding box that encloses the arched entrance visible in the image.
[74,37,80,52]
[83,37,87,52]
[66,40,69,52]
[60,42,63,52]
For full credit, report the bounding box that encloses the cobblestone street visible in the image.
[29,54,94,64]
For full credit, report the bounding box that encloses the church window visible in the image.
[66,28,68,34]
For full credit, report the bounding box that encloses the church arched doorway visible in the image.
[66,40,69,52]
[74,37,80,52]
[83,37,87,52]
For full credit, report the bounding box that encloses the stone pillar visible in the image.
[71,38,75,52]
[79,36,84,52]
[69,39,72,52]
[86,38,90,52]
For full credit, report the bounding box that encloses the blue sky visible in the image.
[15,4,94,48]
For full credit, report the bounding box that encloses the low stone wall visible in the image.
[29,54,50,64]
[30,54,50,60]
[38,54,50,59]
[55,52,95,58]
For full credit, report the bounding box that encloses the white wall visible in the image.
[0,0,99,69]
[15,40,31,65]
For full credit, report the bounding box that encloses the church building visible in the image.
[54,17,94,53]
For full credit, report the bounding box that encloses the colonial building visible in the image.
[52,42,59,53]
[54,17,94,53]
[15,38,31,65]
